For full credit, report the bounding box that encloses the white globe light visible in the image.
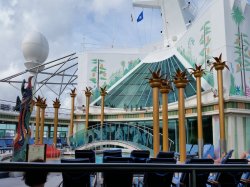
[22,31,49,69]
[172,35,178,42]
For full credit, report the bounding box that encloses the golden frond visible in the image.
[146,68,163,81]
[173,68,188,81]
[189,64,205,76]
[84,87,92,94]
[71,88,76,94]
[100,86,108,95]
[224,64,230,70]
[35,95,42,102]
[210,53,230,72]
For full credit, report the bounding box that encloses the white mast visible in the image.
[133,0,188,47]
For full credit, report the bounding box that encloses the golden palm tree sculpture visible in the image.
[190,64,205,158]
[84,87,92,129]
[173,68,189,87]
[53,98,60,145]
[53,98,61,107]
[35,95,43,104]
[100,86,108,141]
[35,95,42,144]
[100,86,108,97]
[210,53,229,156]
[210,53,229,71]
[40,98,47,144]
[146,68,162,157]
[70,88,76,137]
[84,87,92,97]
[173,68,189,163]
[190,64,205,77]
[160,77,173,152]
[146,69,163,84]
[70,88,77,97]
[100,86,107,128]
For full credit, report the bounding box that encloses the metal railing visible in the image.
[0,162,249,187]
[70,122,174,152]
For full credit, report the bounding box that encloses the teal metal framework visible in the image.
[93,55,200,108]
[70,123,174,152]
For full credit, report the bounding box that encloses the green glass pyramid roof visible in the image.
[94,55,200,108]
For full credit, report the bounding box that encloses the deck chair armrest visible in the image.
[96,173,104,187]
[172,181,185,186]
[171,177,186,187]
[207,179,219,186]
[136,179,144,187]
[132,174,143,187]
[57,180,63,187]
[241,178,250,184]
[91,174,98,187]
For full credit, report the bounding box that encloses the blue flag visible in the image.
[137,11,143,22]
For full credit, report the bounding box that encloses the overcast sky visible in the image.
[0,0,162,110]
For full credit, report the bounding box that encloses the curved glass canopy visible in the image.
[94,55,200,108]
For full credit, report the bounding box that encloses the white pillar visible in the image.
[212,115,220,159]
[236,116,244,158]
[227,115,235,157]
[246,117,250,151]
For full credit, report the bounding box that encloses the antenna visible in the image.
[182,1,191,10]
[81,36,85,53]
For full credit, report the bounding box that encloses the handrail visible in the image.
[1,162,250,172]
[0,162,249,187]
[87,123,153,133]
[70,122,174,150]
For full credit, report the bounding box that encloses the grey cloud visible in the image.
[0,0,162,109]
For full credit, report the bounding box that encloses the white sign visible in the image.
[27,144,46,162]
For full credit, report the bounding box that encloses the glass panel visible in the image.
[5,130,15,137]
[0,130,4,138]
[245,117,250,152]
[0,124,6,129]
[93,55,200,108]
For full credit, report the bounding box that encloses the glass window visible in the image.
[5,130,15,137]
[93,55,199,108]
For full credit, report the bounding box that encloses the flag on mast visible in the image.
[137,11,143,22]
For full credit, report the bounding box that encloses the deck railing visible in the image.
[70,122,174,152]
[0,162,249,187]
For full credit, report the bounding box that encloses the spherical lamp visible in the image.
[22,31,49,71]
[172,35,178,42]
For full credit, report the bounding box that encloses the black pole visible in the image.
[204,24,207,69]
[97,59,100,89]
[241,33,246,95]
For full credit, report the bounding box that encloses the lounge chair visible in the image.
[203,144,215,158]
[207,149,234,185]
[28,137,34,145]
[130,150,150,163]
[60,158,92,187]
[220,149,234,163]
[157,151,175,159]
[102,149,122,161]
[102,156,134,187]
[208,159,248,187]
[130,150,150,185]
[186,144,198,158]
[75,150,96,163]
[172,158,214,187]
[143,158,177,187]
[239,172,250,187]
[186,144,193,153]
[175,144,193,158]
[5,139,13,147]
